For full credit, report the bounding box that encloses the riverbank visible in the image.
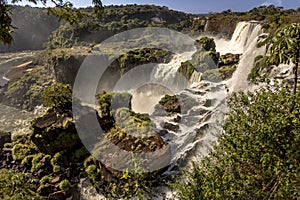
[0,51,38,87]
[3,61,34,81]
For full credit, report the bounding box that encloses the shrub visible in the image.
[0,169,42,199]
[59,179,71,192]
[85,164,100,181]
[40,175,54,185]
[172,84,300,199]
[42,82,72,109]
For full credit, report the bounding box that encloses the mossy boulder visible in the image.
[177,61,197,81]
[31,109,81,154]
[157,95,180,113]
[219,53,240,66]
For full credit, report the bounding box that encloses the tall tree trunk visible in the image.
[293,49,299,95]
[294,60,298,95]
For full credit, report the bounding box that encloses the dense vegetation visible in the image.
[172,84,300,199]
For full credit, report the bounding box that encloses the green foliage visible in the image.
[172,84,300,199]
[85,164,100,181]
[50,152,62,172]
[159,95,178,106]
[12,142,38,161]
[196,37,216,52]
[97,92,132,119]
[42,82,72,109]
[40,175,54,185]
[248,55,270,83]
[31,153,44,172]
[0,2,13,45]
[266,23,300,93]
[0,169,42,199]
[59,179,71,192]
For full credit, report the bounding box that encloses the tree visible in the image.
[268,23,300,94]
[0,0,103,45]
[172,84,300,199]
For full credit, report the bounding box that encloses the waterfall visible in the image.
[227,22,266,92]
[214,21,265,92]
[215,21,263,55]
[130,50,196,114]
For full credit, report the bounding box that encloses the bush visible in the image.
[0,169,42,199]
[42,82,72,109]
[172,84,300,199]
[85,164,100,181]
[59,179,71,192]
[40,175,54,185]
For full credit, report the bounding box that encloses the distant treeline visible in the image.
[1,4,300,52]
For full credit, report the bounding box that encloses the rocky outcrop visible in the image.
[219,53,240,67]
[157,95,181,113]
[31,109,81,154]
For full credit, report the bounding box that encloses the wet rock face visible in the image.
[31,109,81,154]
[162,122,180,132]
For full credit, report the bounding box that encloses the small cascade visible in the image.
[189,71,202,83]
[150,51,196,92]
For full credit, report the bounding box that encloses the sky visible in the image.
[8,0,300,14]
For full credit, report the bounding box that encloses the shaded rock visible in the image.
[177,61,197,81]
[48,191,66,200]
[158,129,169,136]
[173,115,181,123]
[37,184,56,196]
[31,109,81,154]
[162,122,180,132]
[0,131,11,149]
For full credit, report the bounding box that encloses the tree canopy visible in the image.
[172,84,300,199]
[268,23,300,94]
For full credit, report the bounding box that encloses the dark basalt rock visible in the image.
[0,131,11,149]
[162,122,180,132]
[48,191,66,200]
[31,109,81,154]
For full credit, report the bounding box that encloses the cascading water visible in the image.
[101,21,266,199]
[0,21,266,199]
[215,21,263,55]
[215,21,266,92]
